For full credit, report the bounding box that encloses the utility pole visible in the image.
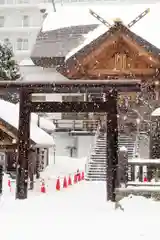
[36,114,40,179]
[52,0,56,12]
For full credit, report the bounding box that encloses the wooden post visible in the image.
[149,118,160,181]
[16,90,31,199]
[106,90,118,202]
[130,165,135,181]
[36,148,40,179]
[36,115,40,179]
[139,166,143,182]
[118,147,128,187]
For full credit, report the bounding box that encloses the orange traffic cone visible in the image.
[81,171,84,180]
[56,177,60,191]
[78,173,81,181]
[144,176,148,182]
[63,176,67,188]
[74,174,77,184]
[68,175,72,186]
[8,179,11,192]
[41,180,46,193]
[8,179,11,187]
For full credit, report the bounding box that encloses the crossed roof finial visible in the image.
[89,8,150,29]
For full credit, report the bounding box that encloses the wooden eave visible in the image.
[0,118,35,147]
[58,22,160,80]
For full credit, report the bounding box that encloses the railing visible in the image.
[128,158,160,182]
[133,134,139,158]
[53,119,99,131]
[85,124,101,174]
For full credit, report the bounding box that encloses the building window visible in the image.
[32,95,46,102]
[6,0,14,3]
[0,16,5,27]
[4,38,12,48]
[17,38,28,50]
[4,38,9,43]
[17,0,29,3]
[0,0,5,4]
[22,15,29,27]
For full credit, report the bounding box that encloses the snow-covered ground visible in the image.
[1,155,160,240]
[5,155,86,196]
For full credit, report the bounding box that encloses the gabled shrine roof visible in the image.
[31,3,160,66]
[65,21,160,65]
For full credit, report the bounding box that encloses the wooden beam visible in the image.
[30,102,110,113]
[87,68,156,76]
[0,143,17,150]
[0,80,141,93]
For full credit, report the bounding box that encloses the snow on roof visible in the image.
[19,58,35,66]
[15,103,55,132]
[42,3,160,58]
[151,107,160,116]
[42,4,154,32]
[66,24,107,60]
[119,146,127,151]
[0,100,55,147]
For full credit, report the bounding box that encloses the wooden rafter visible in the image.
[84,47,116,70]
[81,35,119,66]
[0,122,17,140]
[121,35,160,66]
[67,34,120,78]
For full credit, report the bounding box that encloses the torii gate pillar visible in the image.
[16,89,31,199]
[106,90,118,202]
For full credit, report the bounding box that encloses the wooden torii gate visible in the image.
[0,80,141,201]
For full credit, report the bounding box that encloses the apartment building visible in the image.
[0,0,54,62]
[0,0,152,62]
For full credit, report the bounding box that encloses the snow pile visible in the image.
[4,155,87,196]
[119,195,153,212]
[151,107,160,116]
[2,182,160,240]
[42,155,86,179]
[19,58,34,66]
[0,99,55,146]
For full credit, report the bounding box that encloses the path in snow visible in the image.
[1,181,160,240]
[2,155,160,240]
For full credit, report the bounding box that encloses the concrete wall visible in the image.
[53,132,94,158]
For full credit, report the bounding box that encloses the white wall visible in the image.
[54,133,75,157]
[77,135,94,158]
[53,132,94,158]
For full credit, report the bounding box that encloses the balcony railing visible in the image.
[53,119,99,131]
[0,0,40,6]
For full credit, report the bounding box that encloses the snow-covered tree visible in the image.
[0,41,20,80]
[0,41,20,103]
